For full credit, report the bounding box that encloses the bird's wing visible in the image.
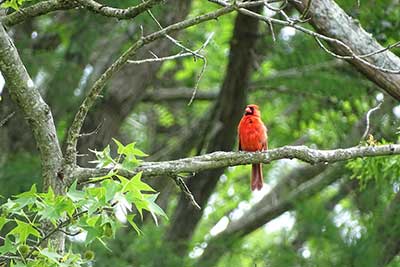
[262,125,268,150]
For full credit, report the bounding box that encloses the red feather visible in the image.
[237,104,268,191]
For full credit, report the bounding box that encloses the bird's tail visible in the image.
[251,163,263,191]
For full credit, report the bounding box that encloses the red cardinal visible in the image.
[238,104,268,191]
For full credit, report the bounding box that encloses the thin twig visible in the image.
[127,32,214,65]
[145,6,213,106]
[173,175,201,210]
[128,52,195,64]
[0,112,14,128]
[58,228,82,236]
[78,119,104,137]
[361,100,383,140]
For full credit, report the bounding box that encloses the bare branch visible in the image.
[361,100,383,140]
[173,175,201,210]
[127,32,213,65]
[127,51,197,64]
[145,8,213,105]
[0,111,14,128]
[75,0,162,20]
[2,0,162,27]
[73,144,400,183]
[78,119,104,137]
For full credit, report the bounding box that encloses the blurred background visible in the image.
[1,0,400,266]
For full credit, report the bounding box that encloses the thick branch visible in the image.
[0,22,65,251]
[0,23,63,191]
[74,144,400,183]
[1,0,78,27]
[2,0,162,27]
[293,0,400,100]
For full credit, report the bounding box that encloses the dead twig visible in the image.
[0,112,15,128]
[361,100,383,141]
[173,175,201,210]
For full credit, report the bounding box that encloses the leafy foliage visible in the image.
[0,141,166,266]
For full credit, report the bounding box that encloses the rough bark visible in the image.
[0,22,65,251]
[0,24,63,192]
[294,0,400,100]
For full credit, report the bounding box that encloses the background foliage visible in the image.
[1,0,400,266]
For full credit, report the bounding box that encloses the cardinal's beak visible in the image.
[245,107,252,114]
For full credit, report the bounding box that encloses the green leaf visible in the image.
[9,219,41,243]
[113,138,126,155]
[0,236,17,254]
[129,196,147,220]
[89,145,114,168]
[131,148,148,157]
[86,186,106,204]
[39,248,63,264]
[102,179,122,202]
[126,214,142,235]
[10,260,27,267]
[143,193,168,225]
[38,196,75,225]
[122,172,155,194]
[10,184,37,210]
[112,139,148,171]
[1,0,21,10]
[80,216,103,244]
[0,216,10,231]
[67,180,85,202]
[38,186,56,203]
[121,158,139,170]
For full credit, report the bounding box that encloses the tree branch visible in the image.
[73,144,400,183]
[1,0,78,27]
[75,0,162,20]
[0,22,65,251]
[0,23,63,192]
[292,0,400,100]
[0,111,14,127]
[2,0,163,27]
